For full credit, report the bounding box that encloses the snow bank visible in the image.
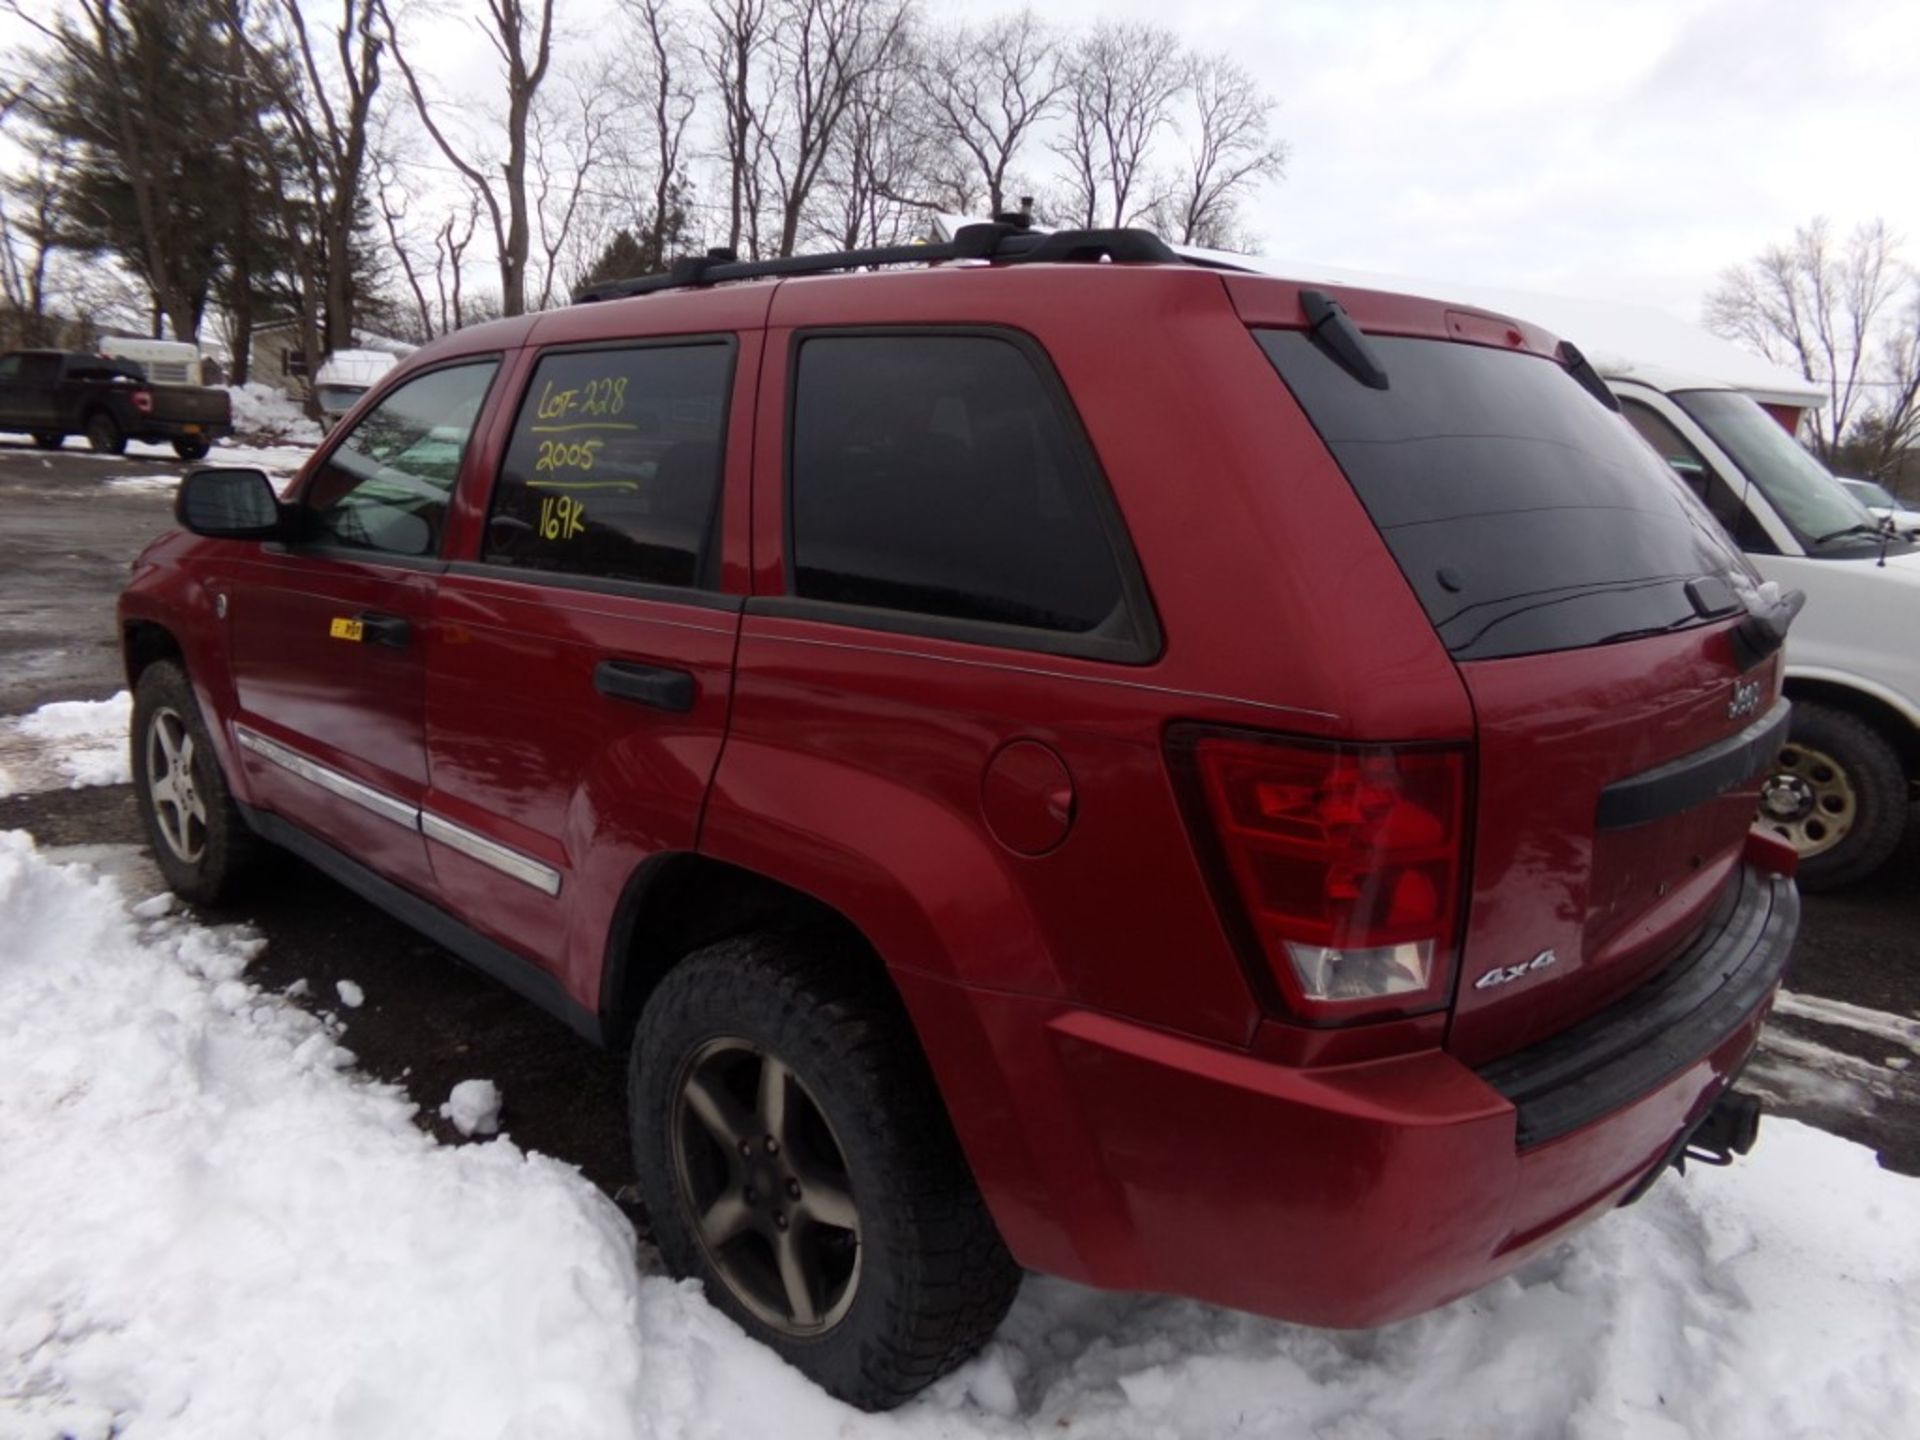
[2,831,1917,1440]
[227,381,324,446]
[0,692,131,798]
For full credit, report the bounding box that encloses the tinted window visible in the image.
[304,361,498,557]
[1257,330,1747,661]
[789,334,1127,636]
[484,344,732,588]
[17,354,61,384]
[1619,398,1776,552]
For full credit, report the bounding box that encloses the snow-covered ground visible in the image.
[0,692,131,799]
[2,831,1916,1440]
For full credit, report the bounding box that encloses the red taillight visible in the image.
[1171,726,1468,1023]
[132,389,154,414]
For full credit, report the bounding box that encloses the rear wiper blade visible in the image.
[1299,289,1389,390]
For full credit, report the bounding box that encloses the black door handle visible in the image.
[354,611,412,649]
[594,660,696,713]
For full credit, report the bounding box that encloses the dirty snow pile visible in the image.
[226,380,324,446]
[0,692,131,798]
[3,832,1918,1440]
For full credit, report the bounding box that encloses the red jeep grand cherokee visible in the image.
[120,226,1801,1409]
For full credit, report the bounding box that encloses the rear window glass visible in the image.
[1255,330,1746,661]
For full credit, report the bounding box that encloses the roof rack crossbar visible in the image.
[571,223,1178,303]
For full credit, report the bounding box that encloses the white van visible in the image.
[1607,365,1917,887]
[97,336,204,387]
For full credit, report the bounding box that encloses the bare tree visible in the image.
[920,9,1061,218]
[816,21,936,249]
[529,63,624,309]
[220,0,384,356]
[1706,218,1920,478]
[1160,52,1286,250]
[0,144,72,346]
[378,0,556,317]
[699,0,776,257]
[374,150,486,340]
[1053,21,1184,230]
[618,0,699,265]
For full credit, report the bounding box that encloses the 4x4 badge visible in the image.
[1475,950,1558,990]
[1728,678,1763,719]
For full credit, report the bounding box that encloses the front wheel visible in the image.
[630,933,1020,1410]
[85,410,126,455]
[131,661,260,904]
[172,436,211,461]
[1757,702,1907,891]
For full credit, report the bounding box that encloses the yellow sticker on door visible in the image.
[329,617,365,642]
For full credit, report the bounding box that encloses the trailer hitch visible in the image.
[1618,1087,1763,1207]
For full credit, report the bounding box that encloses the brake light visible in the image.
[132,389,154,414]
[1171,726,1468,1023]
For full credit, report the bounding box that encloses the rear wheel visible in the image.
[629,932,1019,1410]
[172,436,211,462]
[131,661,260,905]
[32,432,63,450]
[85,410,126,455]
[1758,702,1907,891]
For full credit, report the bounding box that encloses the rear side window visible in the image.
[485,343,733,588]
[788,333,1137,645]
[1256,330,1746,661]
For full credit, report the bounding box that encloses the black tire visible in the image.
[1758,701,1908,891]
[131,660,261,905]
[630,932,1020,1410]
[85,410,126,455]
[172,436,211,461]
[32,432,63,450]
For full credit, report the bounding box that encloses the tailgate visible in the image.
[1451,634,1783,1064]
[1249,310,1790,1065]
[149,383,232,427]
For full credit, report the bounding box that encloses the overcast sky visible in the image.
[7,0,1917,326]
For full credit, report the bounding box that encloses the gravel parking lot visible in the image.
[3,436,1915,1188]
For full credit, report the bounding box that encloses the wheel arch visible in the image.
[1782,674,1920,779]
[600,852,890,1049]
[122,618,185,690]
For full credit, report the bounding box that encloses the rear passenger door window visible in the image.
[785,332,1151,657]
[484,342,733,589]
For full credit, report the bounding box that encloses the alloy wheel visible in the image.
[146,706,209,864]
[670,1036,862,1336]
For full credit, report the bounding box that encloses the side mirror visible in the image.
[176,467,285,540]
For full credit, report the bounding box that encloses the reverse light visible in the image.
[1170,727,1469,1023]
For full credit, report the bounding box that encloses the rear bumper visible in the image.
[135,418,233,441]
[899,864,1797,1328]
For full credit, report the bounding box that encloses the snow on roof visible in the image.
[928,215,1825,411]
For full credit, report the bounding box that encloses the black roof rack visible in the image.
[572,223,1182,303]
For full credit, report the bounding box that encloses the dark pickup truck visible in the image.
[0,348,232,460]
